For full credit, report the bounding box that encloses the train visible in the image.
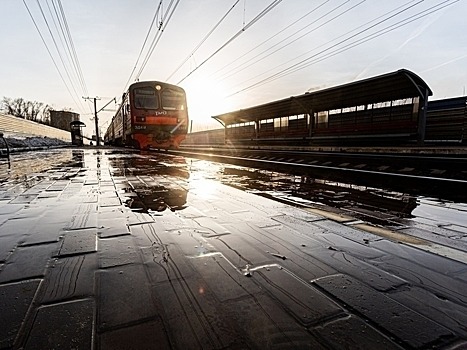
[104,81,188,149]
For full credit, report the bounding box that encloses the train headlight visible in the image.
[136,116,146,122]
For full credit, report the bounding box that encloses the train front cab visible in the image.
[128,82,188,150]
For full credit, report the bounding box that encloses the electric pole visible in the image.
[93,97,99,146]
[83,96,115,146]
[83,96,101,145]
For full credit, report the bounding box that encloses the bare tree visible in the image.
[1,97,51,124]
[1,97,26,118]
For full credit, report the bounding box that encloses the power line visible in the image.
[46,0,90,105]
[57,0,89,98]
[123,0,164,92]
[228,0,458,97]
[176,0,284,84]
[23,0,80,109]
[218,0,362,81]
[135,0,182,82]
[166,0,242,81]
[34,0,85,110]
[23,0,90,114]
[210,0,331,79]
[289,0,459,76]
[229,0,422,90]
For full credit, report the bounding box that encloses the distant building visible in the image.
[49,110,80,132]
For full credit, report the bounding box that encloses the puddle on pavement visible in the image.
[2,148,465,235]
[107,152,189,213]
[186,159,467,233]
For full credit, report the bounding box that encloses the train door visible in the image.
[121,94,131,144]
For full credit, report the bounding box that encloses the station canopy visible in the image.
[70,120,86,127]
[212,69,432,126]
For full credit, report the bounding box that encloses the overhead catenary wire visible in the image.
[176,0,284,84]
[123,0,164,92]
[218,0,363,82]
[210,0,331,79]
[229,0,422,90]
[22,0,81,110]
[47,0,92,115]
[166,0,242,82]
[288,0,460,77]
[134,0,181,82]
[228,0,459,97]
[35,0,89,113]
[23,0,91,115]
[56,0,89,98]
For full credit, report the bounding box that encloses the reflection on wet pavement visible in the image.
[108,152,189,213]
[188,159,466,234]
[1,148,467,349]
[2,149,465,238]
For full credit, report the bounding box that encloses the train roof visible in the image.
[128,81,185,92]
[213,69,433,126]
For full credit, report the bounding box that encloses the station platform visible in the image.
[0,148,466,349]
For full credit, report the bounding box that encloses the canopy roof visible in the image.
[213,69,432,126]
[70,120,86,127]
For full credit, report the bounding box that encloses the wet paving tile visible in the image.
[252,265,345,325]
[220,292,326,349]
[312,315,404,350]
[46,180,70,192]
[0,234,21,262]
[314,274,455,348]
[189,253,262,302]
[21,221,64,246]
[99,319,170,350]
[1,148,466,349]
[37,191,60,199]
[0,243,57,283]
[99,196,121,207]
[152,276,242,349]
[24,299,94,350]
[8,194,38,204]
[65,204,98,230]
[38,253,97,303]
[0,280,41,349]
[191,216,231,237]
[58,229,97,257]
[9,205,47,220]
[98,235,138,268]
[97,264,156,331]
[126,210,155,226]
[98,217,130,238]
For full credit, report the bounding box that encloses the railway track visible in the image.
[166,146,467,200]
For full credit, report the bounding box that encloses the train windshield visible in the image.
[161,88,185,111]
[134,87,159,109]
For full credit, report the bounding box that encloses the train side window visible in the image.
[134,87,158,109]
[161,88,185,111]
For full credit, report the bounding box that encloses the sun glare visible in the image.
[183,78,232,129]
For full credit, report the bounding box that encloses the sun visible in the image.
[182,78,233,129]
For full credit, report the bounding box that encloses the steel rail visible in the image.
[170,149,467,185]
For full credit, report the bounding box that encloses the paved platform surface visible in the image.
[1,148,466,349]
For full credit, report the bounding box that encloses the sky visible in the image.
[1,0,466,137]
